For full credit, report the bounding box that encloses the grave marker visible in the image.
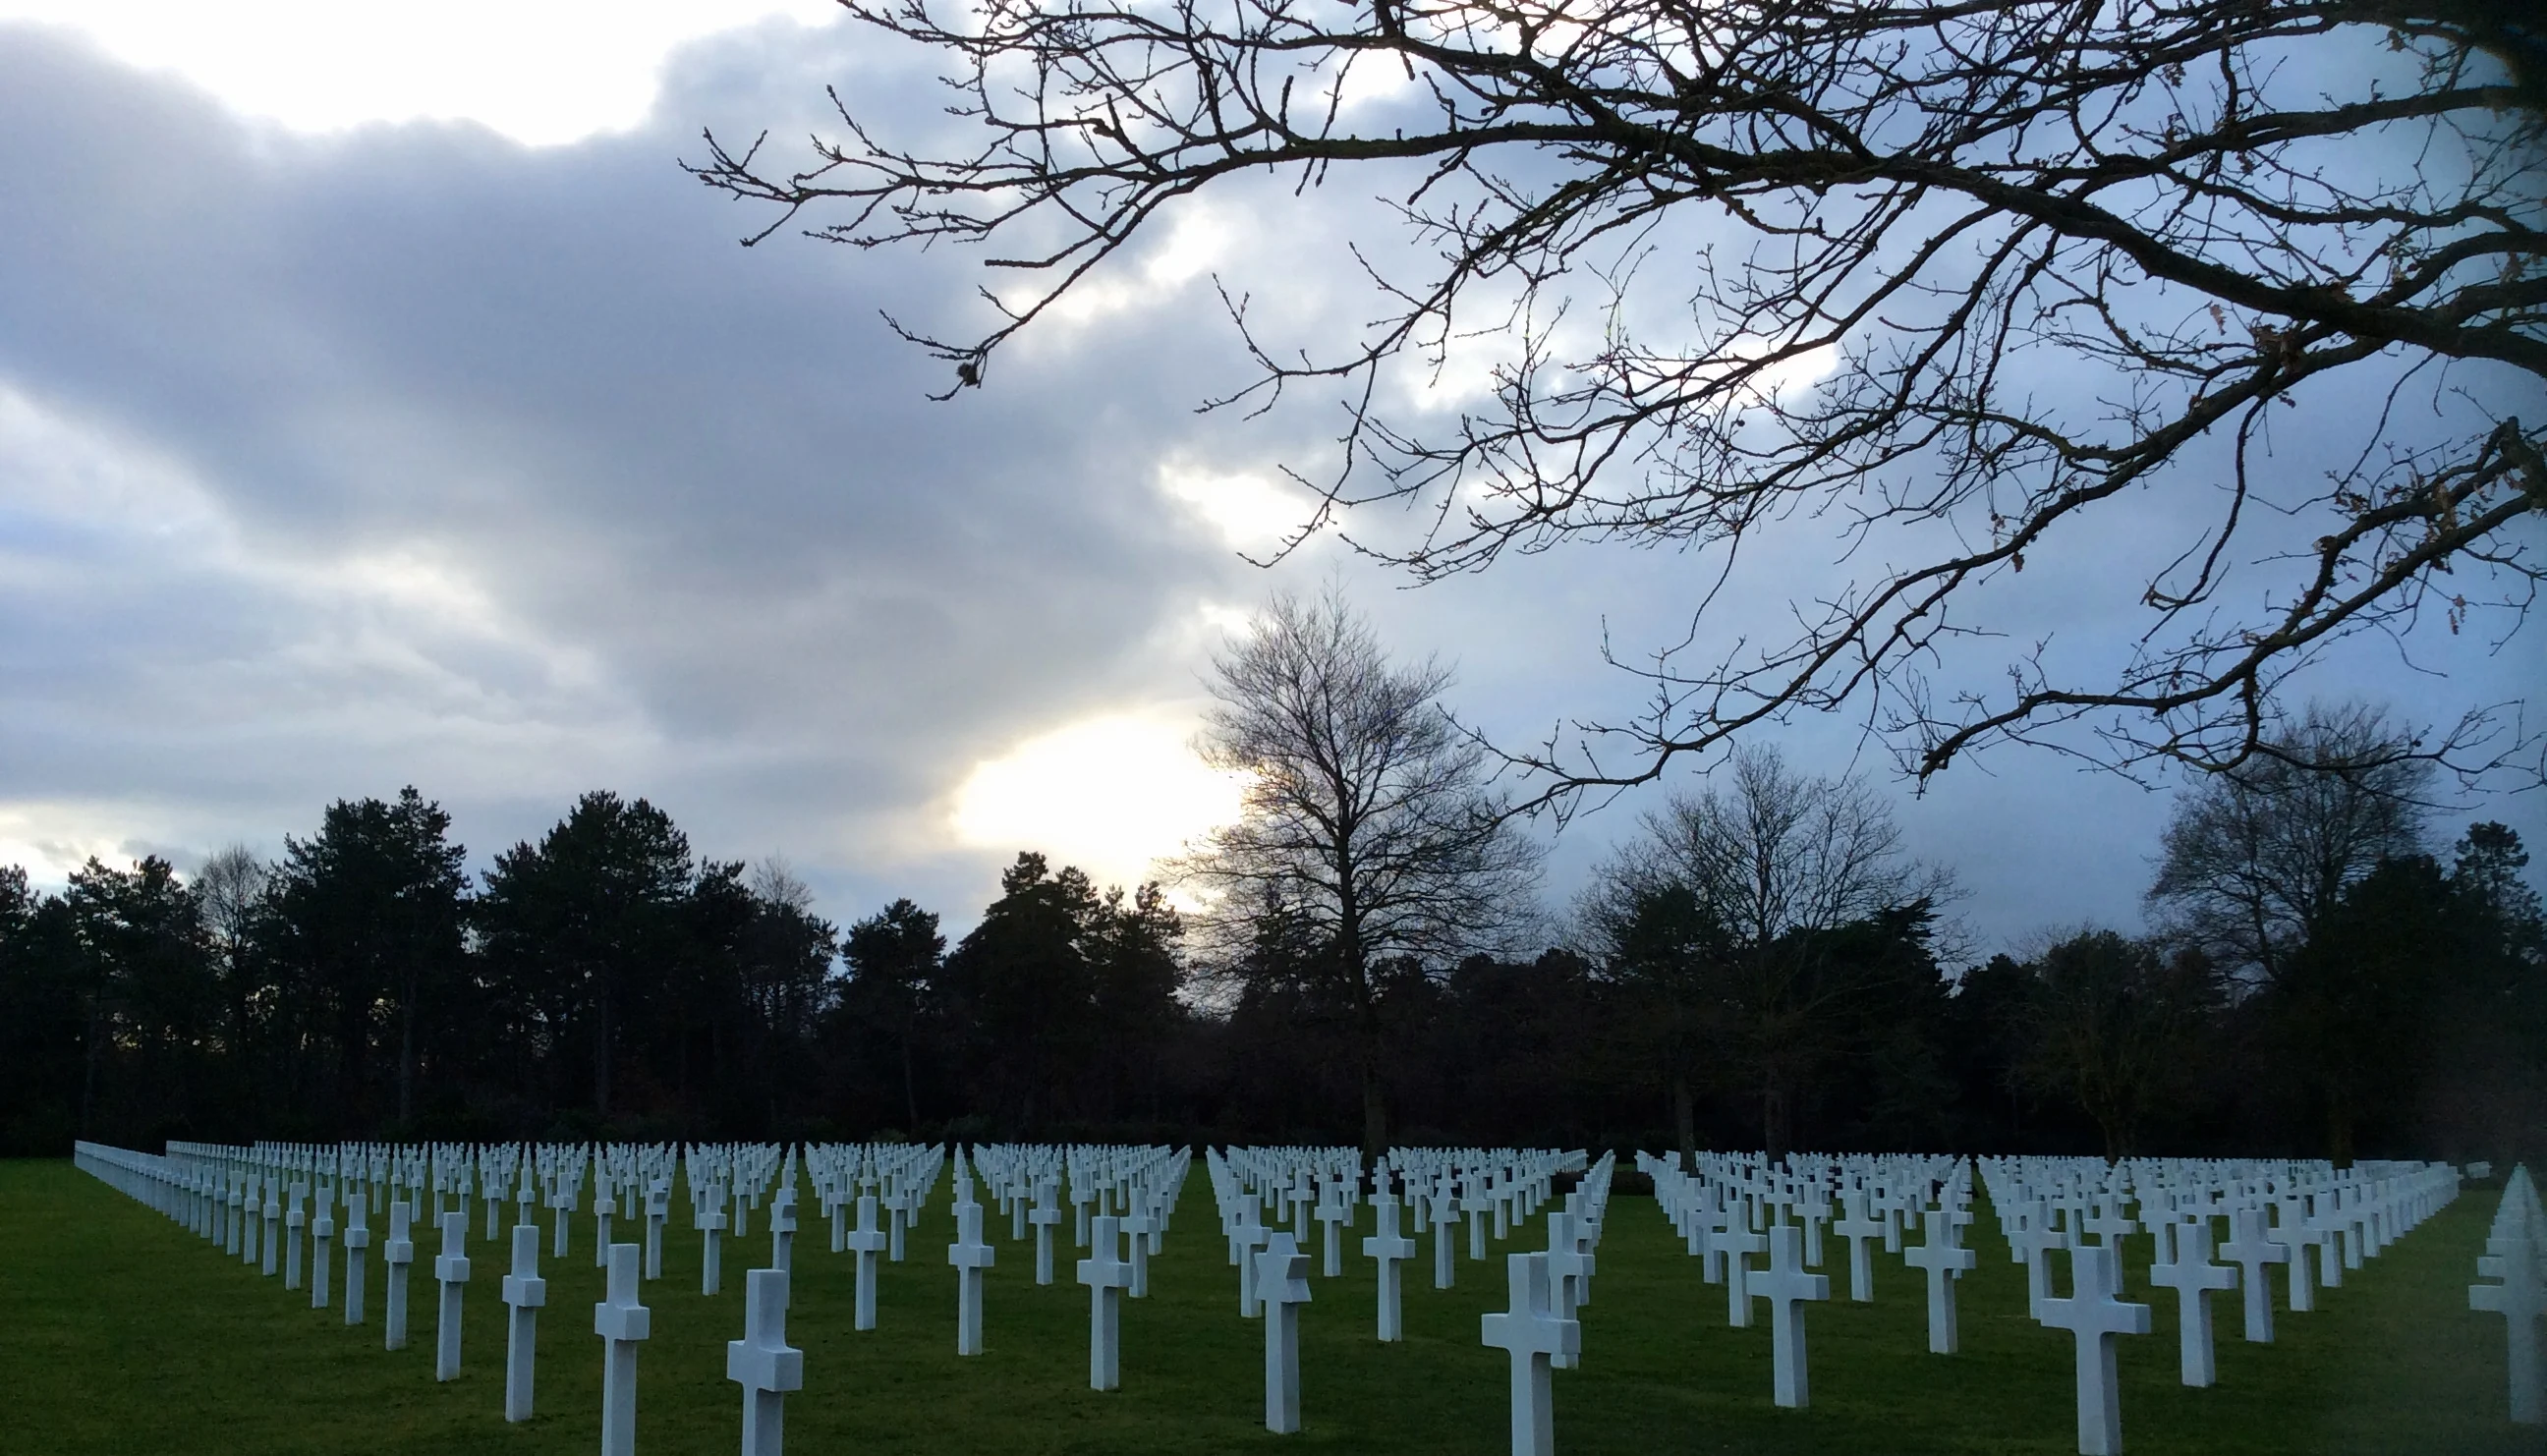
[645,1185,669,1280]
[1480,1252,1576,1456]
[1719,1223,1767,1328]
[948,1200,996,1356]
[311,1192,335,1311]
[1030,1190,1065,1286]
[1315,1193,1350,1278]
[727,1268,803,1456]
[1258,1232,1313,1433]
[594,1243,651,1456]
[2038,1244,2151,1456]
[2219,1206,2290,1343]
[384,1200,416,1351]
[702,1201,729,1298]
[1234,1207,1272,1317]
[343,1192,370,1325]
[284,1182,307,1290]
[501,1223,547,1422]
[848,1196,889,1330]
[433,1210,472,1381]
[1833,1192,1882,1303]
[1903,1208,1976,1354]
[2147,1215,2236,1387]
[1077,1214,1133,1390]
[1753,1224,1831,1408]
[1362,1195,1417,1342]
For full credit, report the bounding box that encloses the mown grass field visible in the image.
[1,1157,2534,1454]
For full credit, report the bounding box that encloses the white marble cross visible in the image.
[502,1223,548,1422]
[702,1200,730,1298]
[848,1195,889,1330]
[342,1191,370,1326]
[947,1199,996,1357]
[1796,1191,1830,1267]
[550,1180,577,1260]
[1481,1252,1576,1456]
[2467,1227,2544,1426]
[2266,1198,2316,1314]
[261,1178,282,1275]
[1464,1182,1494,1261]
[433,1210,473,1382]
[2147,1215,2236,1386]
[1029,1190,1066,1286]
[594,1243,651,1456]
[889,1185,916,1262]
[1077,1214,1133,1391]
[645,1184,669,1280]
[1903,1208,1977,1354]
[284,1181,307,1290]
[1833,1190,1883,1303]
[1313,1191,1351,1278]
[727,1268,803,1456]
[1258,1232,1314,1433]
[2306,1191,2346,1291]
[1718,1223,1767,1328]
[311,1189,336,1311]
[1430,1189,1460,1290]
[1752,1224,1831,1408]
[1362,1195,1417,1342]
[2218,1206,2289,1343]
[1233,1208,1272,1317]
[2038,1244,2151,1456]
[384,1200,415,1350]
[2008,1203,2067,1320]
[770,1189,798,1290]
[1122,1198,1158,1298]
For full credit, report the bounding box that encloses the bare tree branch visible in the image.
[695,0,2546,809]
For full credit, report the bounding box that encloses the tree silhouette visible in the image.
[1175,590,1541,1161]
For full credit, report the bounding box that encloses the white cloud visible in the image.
[0,0,837,144]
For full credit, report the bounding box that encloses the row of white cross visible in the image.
[73,1140,2528,1454]
[1640,1149,2470,1455]
[77,1138,1205,1456]
[2468,1164,2545,1425]
[1204,1146,1613,1450]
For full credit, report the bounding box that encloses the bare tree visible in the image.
[694,0,2543,805]
[1584,744,1953,1155]
[1172,589,1542,1160]
[194,844,268,1059]
[2148,700,2434,983]
[2015,927,2222,1160]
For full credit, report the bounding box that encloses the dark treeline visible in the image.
[3,744,2538,1165]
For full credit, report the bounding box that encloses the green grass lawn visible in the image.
[1,1157,2536,1454]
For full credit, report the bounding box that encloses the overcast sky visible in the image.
[2,4,2537,955]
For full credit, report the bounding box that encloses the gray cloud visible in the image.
[0,19,2535,951]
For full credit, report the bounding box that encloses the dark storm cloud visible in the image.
[0,18,2534,948]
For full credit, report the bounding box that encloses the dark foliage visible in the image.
[1,793,2536,1164]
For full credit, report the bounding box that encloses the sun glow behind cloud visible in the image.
[949,713,1247,893]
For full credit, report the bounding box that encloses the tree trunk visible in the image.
[1671,1071,1697,1173]
[1359,1051,1389,1171]
[594,972,614,1118]
[900,1029,920,1128]
[2325,1084,2355,1168]
[79,1006,102,1138]
[1761,1078,1787,1162]
[397,970,417,1128]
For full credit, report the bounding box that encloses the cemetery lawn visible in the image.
[1,1157,2534,1456]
